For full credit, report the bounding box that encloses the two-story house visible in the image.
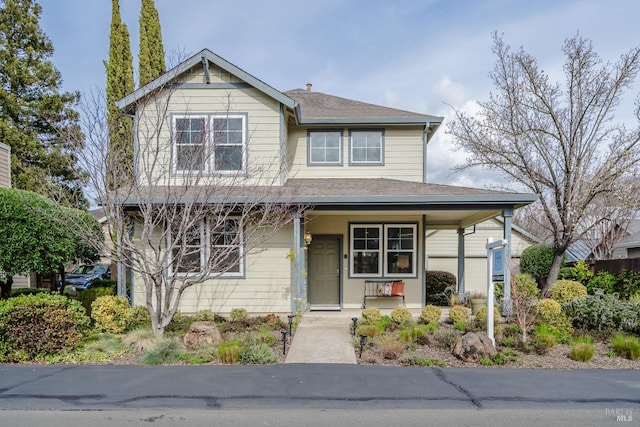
[115,49,537,314]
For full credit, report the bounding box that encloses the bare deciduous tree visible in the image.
[71,80,303,335]
[448,32,640,294]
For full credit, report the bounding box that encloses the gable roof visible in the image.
[116,48,296,113]
[116,49,443,134]
[285,89,443,129]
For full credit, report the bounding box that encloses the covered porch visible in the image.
[285,178,538,313]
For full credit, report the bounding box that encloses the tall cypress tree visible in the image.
[139,0,166,87]
[105,0,134,189]
[0,0,86,207]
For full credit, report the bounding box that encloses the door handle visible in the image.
[336,269,340,277]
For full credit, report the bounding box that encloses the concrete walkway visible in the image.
[284,312,357,364]
[285,308,439,364]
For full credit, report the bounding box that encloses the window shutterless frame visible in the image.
[307,129,343,166]
[349,129,384,165]
[349,222,418,278]
[171,113,247,174]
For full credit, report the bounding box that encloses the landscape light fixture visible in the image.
[287,314,295,338]
[359,334,367,358]
[281,329,288,355]
[351,317,358,336]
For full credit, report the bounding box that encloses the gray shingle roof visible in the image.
[284,89,443,126]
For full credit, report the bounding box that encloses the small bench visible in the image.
[363,280,406,308]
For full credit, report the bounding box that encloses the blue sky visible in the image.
[38,0,640,188]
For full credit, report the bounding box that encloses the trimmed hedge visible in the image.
[426,270,457,306]
[10,287,49,297]
[0,293,90,361]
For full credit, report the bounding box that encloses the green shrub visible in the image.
[535,299,562,323]
[426,270,457,306]
[616,269,640,300]
[218,341,242,364]
[420,305,442,324]
[75,286,114,317]
[563,292,640,333]
[356,324,381,338]
[0,293,90,361]
[10,287,49,297]
[184,345,217,364]
[140,337,186,365]
[569,336,595,362]
[165,311,194,334]
[520,244,555,284]
[129,306,152,330]
[91,296,134,334]
[229,308,248,322]
[549,280,587,304]
[558,261,593,285]
[586,271,617,294]
[400,352,446,367]
[390,306,413,325]
[193,309,216,322]
[90,279,117,289]
[610,333,640,361]
[239,343,277,364]
[245,326,277,347]
[474,306,501,328]
[532,324,558,352]
[448,306,470,324]
[494,282,503,301]
[361,307,382,324]
[398,325,430,343]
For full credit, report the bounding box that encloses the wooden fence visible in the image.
[592,258,640,276]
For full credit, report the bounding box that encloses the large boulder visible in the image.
[452,332,496,362]
[183,321,222,347]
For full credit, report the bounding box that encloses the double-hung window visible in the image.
[350,223,417,278]
[173,114,246,173]
[350,130,383,164]
[171,217,243,277]
[308,130,342,165]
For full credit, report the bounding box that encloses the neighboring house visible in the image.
[0,142,10,189]
[115,49,537,313]
[0,142,29,288]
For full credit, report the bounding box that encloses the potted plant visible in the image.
[468,291,487,314]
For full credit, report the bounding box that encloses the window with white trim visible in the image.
[171,217,243,277]
[350,223,417,277]
[350,130,383,164]
[308,130,342,165]
[173,114,246,173]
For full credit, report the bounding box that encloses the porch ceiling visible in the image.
[308,208,503,229]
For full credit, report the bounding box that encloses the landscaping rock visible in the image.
[183,321,222,347]
[452,332,496,362]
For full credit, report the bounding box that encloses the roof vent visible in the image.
[306,83,312,92]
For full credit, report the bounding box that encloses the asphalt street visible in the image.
[0,364,638,412]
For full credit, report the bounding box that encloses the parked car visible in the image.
[65,264,112,291]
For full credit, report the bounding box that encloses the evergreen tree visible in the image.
[105,0,134,189]
[139,0,166,87]
[0,0,86,207]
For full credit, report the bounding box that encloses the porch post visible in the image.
[457,228,465,296]
[502,208,514,315]
[292,216,305,314]
[422,215,427,306]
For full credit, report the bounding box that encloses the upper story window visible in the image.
[308,130,342,165]
[173,114,247,174]
[350,129,384,165]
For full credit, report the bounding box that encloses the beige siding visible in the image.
[136,67,283,187]
[286,126,424,182]
[0,142,10,188]
[306,214,424,308]
[426,218,534,295]
[132,226,294,314]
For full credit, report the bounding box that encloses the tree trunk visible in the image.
[0,276,13,299]
[542,252,564,296]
